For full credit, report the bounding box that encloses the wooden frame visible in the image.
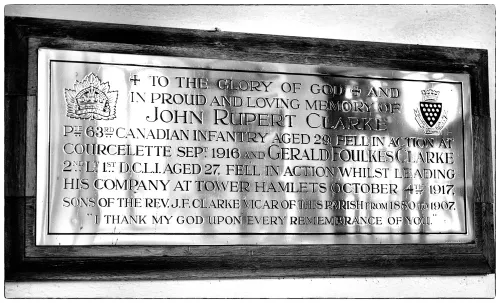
[5,16,494,281]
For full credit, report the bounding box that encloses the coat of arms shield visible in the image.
[419,101,442,127]
[414,88,448,135]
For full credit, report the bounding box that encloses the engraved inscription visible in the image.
[36,49,473,245]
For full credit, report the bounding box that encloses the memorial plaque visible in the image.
[5,17,494,281]
[36,49,474,246]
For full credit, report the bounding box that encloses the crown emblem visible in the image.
[64,73,118,120]
[421,88,440,102]
[414,88,447,135]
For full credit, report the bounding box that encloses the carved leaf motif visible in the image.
[64,88,77,118]
[64,72,118,120]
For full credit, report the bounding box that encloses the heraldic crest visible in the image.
[64,73,118,120]
[414,88,448,135]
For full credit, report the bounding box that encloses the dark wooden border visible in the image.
[5,16,494,281]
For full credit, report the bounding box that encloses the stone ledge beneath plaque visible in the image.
[5,275,495,298]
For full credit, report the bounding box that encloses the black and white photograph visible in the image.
[3,3,495,299]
